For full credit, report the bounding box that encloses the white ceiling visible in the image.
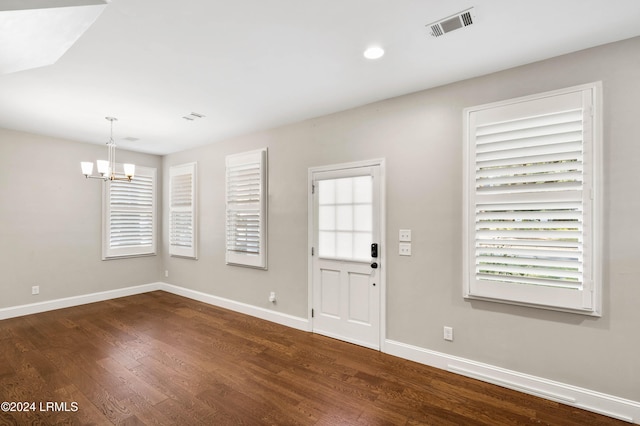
[1,0,639,155]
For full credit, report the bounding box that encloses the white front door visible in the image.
[310,161,383,350]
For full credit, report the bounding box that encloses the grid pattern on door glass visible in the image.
[318,175,372,261]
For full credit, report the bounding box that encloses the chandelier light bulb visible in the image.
[97,160,109,176]
[81,162,94,177]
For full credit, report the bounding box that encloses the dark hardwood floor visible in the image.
[0,291,628,425]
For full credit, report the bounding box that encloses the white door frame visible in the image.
[307,158,386,351]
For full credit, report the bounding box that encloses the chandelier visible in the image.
[81,117,135,181]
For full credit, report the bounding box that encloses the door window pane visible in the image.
[318,175,372,261]
[336,232,354,259]
[353,176,372,203]
[335,178,353,204]
[353,232,372,260]
[319,206,335,230]
[318,180,335,204]
[319,231,336,258]
[353,205,372,232]
[336,205,353,231]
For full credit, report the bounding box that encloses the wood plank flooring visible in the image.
[0,291,628,425]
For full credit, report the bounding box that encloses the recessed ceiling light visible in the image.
[363,46,384,60]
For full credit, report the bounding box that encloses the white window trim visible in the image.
[169,162,197,259]
[225,148,268,269]
[102,164,157,259]
[463,82,602,316]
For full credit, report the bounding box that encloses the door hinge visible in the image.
[312,183,315,194]
[311,247,314,256]
[311,309,314,318]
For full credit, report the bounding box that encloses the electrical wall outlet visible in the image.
[32,285,39,295]
[443,326,454,341]
[269,291,276,303]
[399,242,411,256]
[165,270,169,278]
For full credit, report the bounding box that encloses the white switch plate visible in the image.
[399,229,412,242]
[32,285,39,295]
[399,242,411,256]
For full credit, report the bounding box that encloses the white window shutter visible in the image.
[225,148,267,269]
[170,162,197,259]
[103,165,156,259]
[464,83,601,315]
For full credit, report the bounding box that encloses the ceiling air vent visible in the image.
[427,7,475,38]
[182,112,206,121]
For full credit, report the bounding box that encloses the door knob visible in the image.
[371,262,378,269]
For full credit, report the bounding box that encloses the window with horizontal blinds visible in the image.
[225,148,267,269]
[103,165,156,259]
[464,83,601,315]
[170,163,197,259]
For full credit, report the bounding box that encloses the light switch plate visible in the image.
[399,229,411,242]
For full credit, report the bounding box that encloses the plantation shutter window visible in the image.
[463,83,602,315]
[170,162,197,259]
[103,165,157,259]
[225,148,267,269]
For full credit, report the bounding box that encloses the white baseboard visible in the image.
[0,283,162,320]
[2,283,637,424]
[159,283,310,332]
[0,281,310,331]
[385,339,639,424]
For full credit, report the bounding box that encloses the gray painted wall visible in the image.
[0,129,164,307]
[163,36,640,401]
[0,36,637,403]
